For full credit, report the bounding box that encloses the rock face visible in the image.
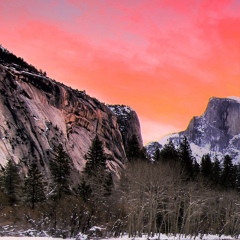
[0,46,143,178]
[108,105,143,149]
[147,97,240,163]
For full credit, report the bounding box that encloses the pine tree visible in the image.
[76,178,92,202]
[193,159,200,179]
[200,154,213,180]
[3,160,21,205]
[160,139,179,164]
[153,147,161,162]
[103,172,114,196]
[23,163,46,209]
[234,164,240,191]
[50,144,72,199]
[84,135,113,201]
[84,135,106,176]
[221,155,235,190]
[0,167,8,207]
[179,136,194,180]
[126,134,141,162]
[212,157,221,185]
[139,146,149,161]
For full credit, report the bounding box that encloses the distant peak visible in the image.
[227,96,240,103]
[209,96,240,104]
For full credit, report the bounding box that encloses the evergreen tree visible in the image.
[193,159,200,179]
[126,134,141,162]
[212,157,221,185]
[160,139,179,164]
[0,167,8,207]
[84,135,106,175]
[76,178,92,202]
[3,160,21,205]
[153,147,161,162]
[84,135,113,200]
[234,164,240,191]
[103,172,114,196]
[50,144,72,199]
[221,155,235,189]
[179,136,194,180]
[23,163,46,209]
[139,146,149,161]
[200,154,213,180]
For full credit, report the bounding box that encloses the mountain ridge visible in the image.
[147,96,240,163]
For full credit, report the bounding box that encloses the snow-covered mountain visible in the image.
[147,97,240,163]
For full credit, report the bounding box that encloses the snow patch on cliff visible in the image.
[227,96,240,103]
[108,105,132,116]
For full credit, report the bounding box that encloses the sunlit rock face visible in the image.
[0,47,143,179]
[147,97,240,163]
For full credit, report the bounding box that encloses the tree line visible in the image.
[1,135,240,238]
[152,136,240,191]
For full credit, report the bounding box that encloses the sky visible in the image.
[0,0,240,145]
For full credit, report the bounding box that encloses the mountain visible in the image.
[108,105,143,149]
[0,45,143,179]
[147,97,240,163]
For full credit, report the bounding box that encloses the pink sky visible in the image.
[0,0,240,144]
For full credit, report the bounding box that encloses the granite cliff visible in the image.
[108,105,143,149]
[147,97,240,163]
[0,46,143,178]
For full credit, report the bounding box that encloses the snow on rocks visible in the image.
[227,96,240,103]
[0,233,236,240]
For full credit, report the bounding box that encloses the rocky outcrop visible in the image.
[108,105,143,150]
[0,47,143,179]
[184,97,240,150]
[147,97,240,163]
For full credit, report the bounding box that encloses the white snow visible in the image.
[21,70,42,78]
[157,133,180,146]
[190,142,223,162]
[0,238,72,240]
[108,105,132,116]
[0,234,236,240]
[89,226,105,231]
[227,96,240,103]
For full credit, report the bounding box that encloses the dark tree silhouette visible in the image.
[76,178,92,202]
[221,155,235,189]
[160,139,179,164]
[179,136,194,180]
[212,157,221,185]
[2,160,21,205]
[84,135,106,176]
[153,147,161,162]
[23,163,46,209]
[84,135,114,200]
[193,159,200,179]
[50,144,72,199]
[200,154,213,180]
[126,134,141,162]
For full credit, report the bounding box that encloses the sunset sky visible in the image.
[0,0,239,144]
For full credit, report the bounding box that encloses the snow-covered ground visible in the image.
[0,234,237,240]
[0,238,72,240]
